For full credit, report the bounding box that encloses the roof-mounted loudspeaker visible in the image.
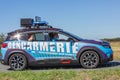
[20,18,33,27]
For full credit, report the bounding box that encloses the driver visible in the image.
[49,32,59,41]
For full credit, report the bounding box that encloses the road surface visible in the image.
[0,61,120,71]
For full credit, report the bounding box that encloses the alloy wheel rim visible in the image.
[82,51,98,67]
[10,55,25,69]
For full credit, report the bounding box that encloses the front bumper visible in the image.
[108,53,113,61]
[101,53,113,63]
[106,49,113,61]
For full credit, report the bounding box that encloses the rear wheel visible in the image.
[80,50,100,69]
[9,53,27,70]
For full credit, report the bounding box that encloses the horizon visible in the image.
[0,0,120,39]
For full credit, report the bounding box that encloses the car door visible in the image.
[25,32,46,60]
[25,31,77,61]
[47,31,77,60]
[29,31,60,60]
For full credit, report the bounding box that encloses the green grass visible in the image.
[0,69,120,80]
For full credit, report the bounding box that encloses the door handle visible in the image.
[23,45,30,47]
[49,45,55,47]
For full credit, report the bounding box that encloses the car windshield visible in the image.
[60,30,83,40]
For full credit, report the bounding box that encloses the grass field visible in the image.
[0,41,120,80]
[0,69,120,80]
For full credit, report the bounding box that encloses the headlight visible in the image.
[103,45,111,48]
[102,42,111,48]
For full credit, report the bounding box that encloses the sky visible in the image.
[0,0,120,39]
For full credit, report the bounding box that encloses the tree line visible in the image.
[103,38,120,42]
[0,33,5,47]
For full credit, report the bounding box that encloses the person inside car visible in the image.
[28,33,34,41]
[49,32,59,41]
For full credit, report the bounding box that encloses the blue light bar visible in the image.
[33,21,48,26]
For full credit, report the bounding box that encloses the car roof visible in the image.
[8,28,62,35]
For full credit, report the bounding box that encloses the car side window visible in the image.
[6,33,28,41]
[48,32,74,42]
[58,33,74,42]
[58,33,69,41]
[28,32,45,41]
[34,33,45,41]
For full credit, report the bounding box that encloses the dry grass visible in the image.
[110,41,120,60]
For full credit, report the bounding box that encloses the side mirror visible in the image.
[67,38,74,42]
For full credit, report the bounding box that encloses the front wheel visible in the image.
[80,50,100,69]
[9,53,27,70]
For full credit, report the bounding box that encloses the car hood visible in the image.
[80,39,109,45]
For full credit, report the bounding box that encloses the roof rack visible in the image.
[20,16,52,28]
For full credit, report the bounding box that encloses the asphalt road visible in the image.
[0,61,120,71]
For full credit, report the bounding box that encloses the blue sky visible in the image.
[0,0,120,39]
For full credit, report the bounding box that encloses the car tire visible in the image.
[80,50,100,69]
[9,53,27,70]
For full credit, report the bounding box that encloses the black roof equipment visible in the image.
[20,16,50,28]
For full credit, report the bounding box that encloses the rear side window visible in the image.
[6,33,28,41]
[6,32,52,41]
[6,32,46,41]
[27,32,46,41]
[34,33,45,41]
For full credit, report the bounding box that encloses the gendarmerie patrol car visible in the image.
[1,17,113,70]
